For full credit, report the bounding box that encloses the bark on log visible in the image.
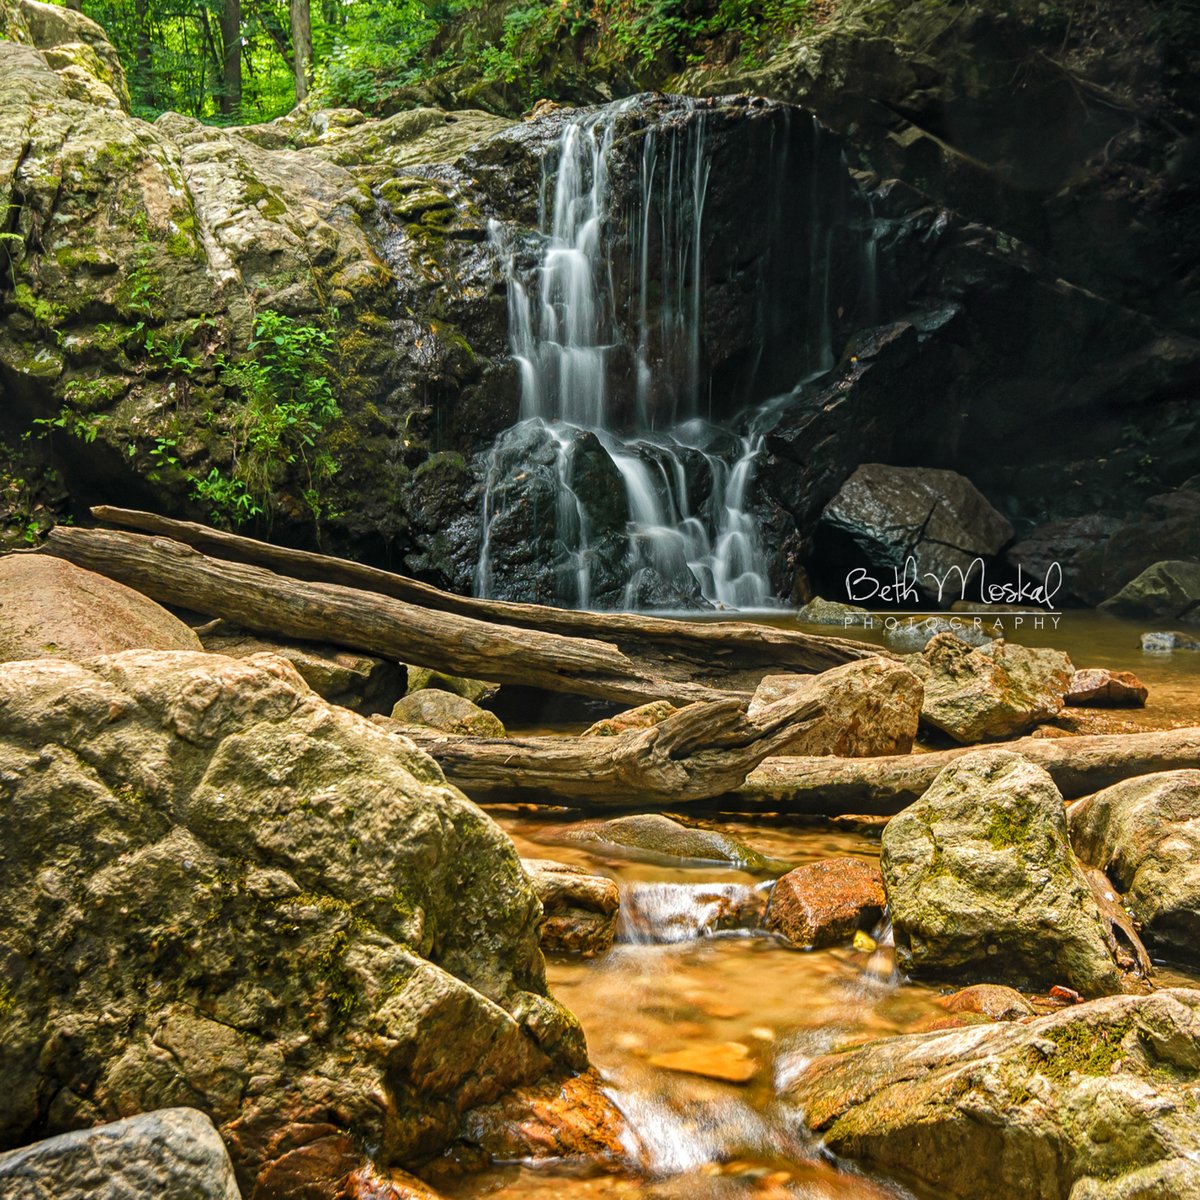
[42,527,742,708]
[738,727,1200,815]
[89,506,884,686]
[390,689,825,806]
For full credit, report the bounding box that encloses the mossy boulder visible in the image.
[1069,770,1200,967]
[390,689,506,737]
[881,749,1124,996]
[786,989,1200,1200]
[0,650,585,1197]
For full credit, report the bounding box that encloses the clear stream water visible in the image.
[443,610,1200,1200]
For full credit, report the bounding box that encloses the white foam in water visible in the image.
[617,881,765,944]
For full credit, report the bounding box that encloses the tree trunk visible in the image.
[219,0,242,116]
[737,727,1200,815]
[42,527,746,708]
[390,689,824,806]
[134,0,153,106]
[89,507,885,688]
[289,0,312,103]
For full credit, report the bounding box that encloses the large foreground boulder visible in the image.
[0,650,584,1197]
[0,1108,240,1200]
[881,750,1123,995]
[0,555,201,662]
[819,464,1014,607]
[1069,770,1200,966]
[746,657,923,757]
[787,990,1200,1200]
[908,633,1073,742]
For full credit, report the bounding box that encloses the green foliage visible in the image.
[31,406,109,444]
[202,309,341,528]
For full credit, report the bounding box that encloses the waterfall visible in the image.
[475,96,860,611]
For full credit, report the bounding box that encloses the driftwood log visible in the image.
[390,690,825,806]
[89,506,884,687]
[738,727,1200,815]
[43,527,744,707]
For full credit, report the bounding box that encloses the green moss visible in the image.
[12,283,66,327]
[1037,1017,1132,1083]
[241,178,287,219]
[0,980,14,1018]
[986,803,1035,849]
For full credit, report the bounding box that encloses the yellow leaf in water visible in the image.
[853,930,877,953]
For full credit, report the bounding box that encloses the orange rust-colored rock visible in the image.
[764,858,885,948]
[336,1164,446,1200]
[649,1041,757,1084]
[936,983,1034,1021]
[1065,668,1149,708]
[460,1071,629,1166]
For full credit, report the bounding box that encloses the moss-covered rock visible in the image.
[881,749,1124,996]
[786,989,1200,1200]
[0,650,585,1196]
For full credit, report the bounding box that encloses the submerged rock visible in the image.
[1064,667,1148,708]
[0,1108,240,1200]
[747,657,923,757]
[908,633,1073,743]
[1069,770,1200,966]
[648,1041,757,1085]
[787,990,1200,1200]
[0,650,584,1194]
[0,556,201,662]
[521,858,619,957]
[390,689,506,737]
[764,858,885,949]
[881,749,1123,996]
[1100,559,1200,624]
[819,464,1014,608]
[557,814,788,874]
[1140,630,1200,652]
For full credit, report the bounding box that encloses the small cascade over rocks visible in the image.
[618,881,770,944]
[475,95,870,611]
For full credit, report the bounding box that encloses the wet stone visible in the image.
[764,858,885,949]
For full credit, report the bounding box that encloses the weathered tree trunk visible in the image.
[392,689,824,806]
[289,0,312,102]
[737,727,1200,815]
[89,507,884,687]
[219,0,242,116]
[42,527,744,708]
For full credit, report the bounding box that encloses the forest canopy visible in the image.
[72,0,817,124]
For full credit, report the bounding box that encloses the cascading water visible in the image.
[475,96,867,611]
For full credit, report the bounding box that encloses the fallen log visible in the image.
[737,727,1200,815]
[42,527,740,707]
[389,689,824,806]
[89,506,884,686]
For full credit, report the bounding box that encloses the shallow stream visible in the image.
[445,610,1200,1199]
